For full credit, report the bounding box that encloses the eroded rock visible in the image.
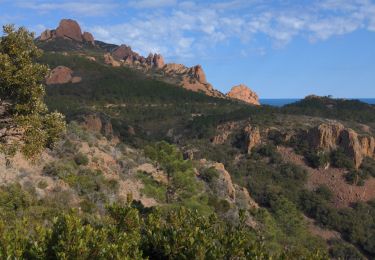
[227,84,260,105]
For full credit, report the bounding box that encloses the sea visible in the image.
[260,98,375,107]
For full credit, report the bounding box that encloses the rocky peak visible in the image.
[191,65,206,83]
[153,54,165,69]
[55,19,83,42]
[39,19,95,45]
[227,84,260,105]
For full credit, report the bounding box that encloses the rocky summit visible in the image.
[39,19,95,45]
[226,84,260,105]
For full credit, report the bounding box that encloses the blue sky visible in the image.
[1,0,375,98]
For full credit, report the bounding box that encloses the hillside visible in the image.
[1,19,374,259]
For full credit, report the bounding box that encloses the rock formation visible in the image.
[104,53,121,67]
[227,84,260,105]
[82,32,95,45]
[211,122,238,145]
[81,114,113,136]
[46,66,81,85]
[55,19,83,42]
[244,125,261,154]
[39,19,95,45]
[152,54,165,69]
[307,122,375,168]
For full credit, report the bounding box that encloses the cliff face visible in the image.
[307,122,375,168]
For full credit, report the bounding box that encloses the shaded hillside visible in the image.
[282,95,375,124]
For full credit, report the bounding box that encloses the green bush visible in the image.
[74,152,89,166]
[330,149,355,170]
[200,167,219,183]
[305,150,329,169]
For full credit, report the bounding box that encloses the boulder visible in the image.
[82,32,95,45]
[227,84,260,105]
[104,53,121,67]
[55,19,83,42]
[46,66,73,85]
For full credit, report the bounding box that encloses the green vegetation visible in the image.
[345,157,375,185]
[0,184,328,259]
[283,96,375,124]
[0,25,65,158]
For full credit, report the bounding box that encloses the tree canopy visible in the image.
[0,25,65,158]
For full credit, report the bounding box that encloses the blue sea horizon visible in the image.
[260,98,375,107]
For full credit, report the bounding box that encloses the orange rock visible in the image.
[227,84,260,105]
[46,66,73,85]
[55,19,83,42]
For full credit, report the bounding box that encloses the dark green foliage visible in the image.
[199,166,219,183]
[144,142,204,206]
[300,190,375,257]
[283,96,375,124]
[0,184,329,260]
[330,149,355,170]
[328,239,365,260]
[344,157,375,185]
[74,152,89,166]
[305,150,330,169]
[315,185,333,202]
[0,25,66,158]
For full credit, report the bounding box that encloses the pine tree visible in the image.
[0,24,66,159]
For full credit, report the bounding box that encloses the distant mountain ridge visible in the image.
[38,18,260,105]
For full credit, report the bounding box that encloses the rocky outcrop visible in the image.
[82,114,113,136]
[39,19,95,45]
[103,53,121,67]
[55,19,83,42]
[191,65,206,83]
[153,54,165,69]
[211,122,238,145]
[82,32,95,45]
[46,66,81,85]
[211,162,236,200]
[307,122,375,168]
[244,125,261,154]
[112,46,165,69]
[227,84,260,105]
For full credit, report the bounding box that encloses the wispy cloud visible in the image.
[128,0,177,9]
[14,0,375,60]
[16,1,117,16]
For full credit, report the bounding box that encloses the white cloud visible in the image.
[35,0,375,60]
[17,1,117,16]
[128,0,177,9]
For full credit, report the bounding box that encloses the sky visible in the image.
[1,0,375,98]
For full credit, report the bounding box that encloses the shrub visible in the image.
[330,149,355,170]
[74,152,89,166]
[305,150,329,169]
[200,167,219,183]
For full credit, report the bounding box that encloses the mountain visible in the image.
[38,19,260,104]
[1,19,375,259]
